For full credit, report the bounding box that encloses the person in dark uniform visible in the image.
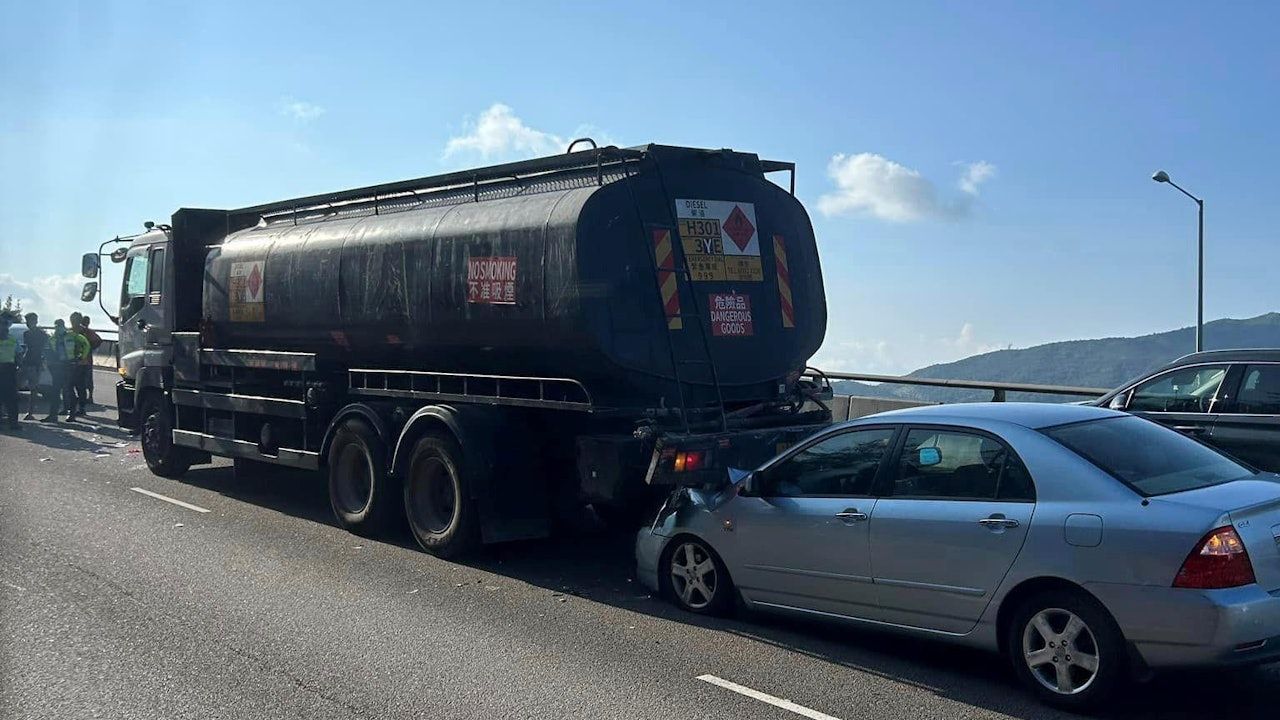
[21,312,47,420]
[0,317,20,430]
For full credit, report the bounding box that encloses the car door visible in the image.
[1118,363,1230,440]
[1211,363,1280,472]
[729,425,898,620]
[868,425,1036,634]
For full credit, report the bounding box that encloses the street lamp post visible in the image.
[1152,170,1205,353]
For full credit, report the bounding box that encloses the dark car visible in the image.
[1094,349,1280,472]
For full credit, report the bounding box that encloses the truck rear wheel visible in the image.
[403,433,479,558]
[140,393,192,479]
[327,418,399,536]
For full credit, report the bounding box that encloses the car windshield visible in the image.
[1043,415,1256,496]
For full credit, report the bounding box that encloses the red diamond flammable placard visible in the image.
[247,263,263,300]
[723,205,755,252]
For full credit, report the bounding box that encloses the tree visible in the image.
[0,294,21,323]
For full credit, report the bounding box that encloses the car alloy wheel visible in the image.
[1021,608,1101,696]
[669,541,718,610]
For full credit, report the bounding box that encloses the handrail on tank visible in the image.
[236,145,646,228]
[760,159,796,196]
[565,138,598,153]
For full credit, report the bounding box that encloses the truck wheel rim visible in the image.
[333,444,372,514]
[669,541,717,610]
[409,456,456,535]
[142,406,165,458]
[1022,608,1100,695]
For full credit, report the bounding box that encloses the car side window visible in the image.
[763,427,894,498]
[891,428,1033,501]
[1231,365,1280,415]
[1127,365,1228,413]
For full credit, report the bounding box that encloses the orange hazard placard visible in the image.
[708,292,753,337]
[467,256,517,305]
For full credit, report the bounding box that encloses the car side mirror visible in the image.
[742,471,760,496]
[80,281,98,303]
[81,253,100,278]
[1108,394,1128,411]
[917,447,942,467]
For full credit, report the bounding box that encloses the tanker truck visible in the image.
[82,142,832,557]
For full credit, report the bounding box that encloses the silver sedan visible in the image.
[636,403,1280,711]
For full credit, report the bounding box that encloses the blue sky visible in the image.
[2,1,1278,373]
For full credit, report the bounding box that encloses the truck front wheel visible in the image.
[403,433,479,558]
[327,418,399,536]
[140,393,192,479]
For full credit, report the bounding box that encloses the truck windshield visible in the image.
[1043,415,1256,496]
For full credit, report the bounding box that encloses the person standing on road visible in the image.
[65,313,89,418]
[21,312,48,420]
[0,318,21,430]
[43,320,85,423]
[76,316,102,410]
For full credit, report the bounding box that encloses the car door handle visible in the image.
[1173,425,1207,435]
[978,517,1020,529]
[835,509,868,523]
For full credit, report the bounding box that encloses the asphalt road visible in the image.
[2,370,1278,719]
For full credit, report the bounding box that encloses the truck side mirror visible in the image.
[81,281,98,302]
[110,247,129,263]
[82,252,100,278]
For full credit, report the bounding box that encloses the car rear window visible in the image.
[1043,416,1255,496]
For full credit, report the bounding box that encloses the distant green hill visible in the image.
[830,313,1280,404]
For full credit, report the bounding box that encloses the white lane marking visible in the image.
[129,487,210,514]
[697,675,842,720]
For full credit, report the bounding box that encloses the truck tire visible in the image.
[403,432,479,558]
[139,393,192,479]
[326,418,399,536]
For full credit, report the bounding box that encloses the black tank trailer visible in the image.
[112,143,834,556]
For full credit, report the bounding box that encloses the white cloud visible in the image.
[443,103,567,160]
[279,97,326,122]
[0,273,109,328]
[817,153,996,222]
[958,160,996,195]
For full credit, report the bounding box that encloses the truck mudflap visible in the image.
[644,422,828,487]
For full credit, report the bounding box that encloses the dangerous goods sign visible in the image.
[674,199,764,282]
[467,256,517,305]
[229,261,265,322]
[708,292,754,337]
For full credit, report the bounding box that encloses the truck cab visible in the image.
[112,227,175,429]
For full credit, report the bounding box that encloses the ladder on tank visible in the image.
[628,162,730,436]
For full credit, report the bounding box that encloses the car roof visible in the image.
[850,401,1126,430]
[1159,348,1280,367]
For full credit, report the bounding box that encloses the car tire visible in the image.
[1006,589,1127,711]
[403,432,479,559]
[663,537,734,616]
[326,418,398,536]
[139,393,192,479]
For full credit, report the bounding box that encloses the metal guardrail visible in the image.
[817,371,1110,402]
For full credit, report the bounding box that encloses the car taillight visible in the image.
[673,450,705,473]
[1173,526,1256,589]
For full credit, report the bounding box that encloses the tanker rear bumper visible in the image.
[643,421,830,488]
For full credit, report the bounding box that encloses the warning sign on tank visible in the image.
[467,256,517,305]
[708,292,754,337]
[674,199,764,282]
[229,261,265,322]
